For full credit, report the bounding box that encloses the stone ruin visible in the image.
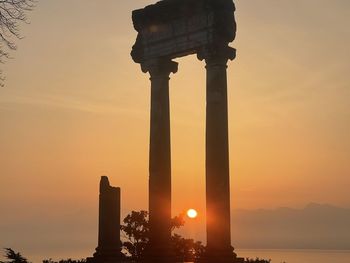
[87,176,123,263]
[89,0,242,262]
[131,0,241,262]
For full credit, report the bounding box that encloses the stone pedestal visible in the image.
[88,176,123,263]
[198,46,237,263]
[141,59,178,262]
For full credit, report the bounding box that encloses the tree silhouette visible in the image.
[0,248,29,263]
[120,211,275,262]
[121,210,205,262]
[170,212,186,231]
[245,258,271,263]
[120,210,149,260]
[0,0,35,85]
[42,259,86,263]
[172,234,205,262]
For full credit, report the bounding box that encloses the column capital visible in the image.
[141,58,178,78]
[197,45,236,66]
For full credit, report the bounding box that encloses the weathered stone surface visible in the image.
[131,0,236,63]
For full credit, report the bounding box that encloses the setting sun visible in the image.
[187,209,198,219]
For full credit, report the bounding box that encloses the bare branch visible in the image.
[0,0,35,85]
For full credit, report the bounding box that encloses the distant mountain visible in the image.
[232,203,350,250]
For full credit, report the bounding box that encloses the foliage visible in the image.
[0,248,29,263]
[170,212,186,231]
[172,234,205,262]
[0,247,275,263]
[121,210,204,261]
[121,210,149,260]
[245,258,271,263]
[42,259,86,263]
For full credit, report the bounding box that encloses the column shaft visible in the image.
[199,46,236,262]
[142,59,178,262]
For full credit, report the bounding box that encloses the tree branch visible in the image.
[0,0,35,85]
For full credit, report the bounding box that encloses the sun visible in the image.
[187,209,198,219]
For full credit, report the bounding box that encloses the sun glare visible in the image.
[187,209,198,219]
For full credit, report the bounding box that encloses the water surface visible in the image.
[236,249,350,263]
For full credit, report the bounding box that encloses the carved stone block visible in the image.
[131,0,236,63]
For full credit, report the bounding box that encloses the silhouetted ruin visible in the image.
[131,0,242,262]
[87,176,123,263]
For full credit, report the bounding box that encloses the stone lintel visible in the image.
[131,0,236,64]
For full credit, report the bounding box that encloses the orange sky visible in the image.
[0,0,350,261]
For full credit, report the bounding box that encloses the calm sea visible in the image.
[236,249,350,263]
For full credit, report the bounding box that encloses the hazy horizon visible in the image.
[1,202,350,263]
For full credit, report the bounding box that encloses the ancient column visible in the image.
[142,58,178,262]
[92,176,122,263]
[198,45,236,262]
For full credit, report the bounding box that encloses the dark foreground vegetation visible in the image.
[0,247,272,263]
[120,211,273,263]
[1,211,274,263]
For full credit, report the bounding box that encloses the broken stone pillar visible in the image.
[88,176,123,263]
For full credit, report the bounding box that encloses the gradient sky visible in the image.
[0,0,349,261]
